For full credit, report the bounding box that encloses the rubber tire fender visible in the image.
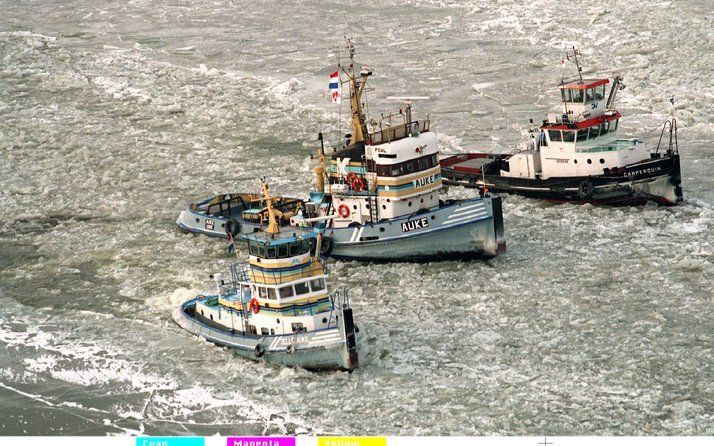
[320,236,334,257]
[254,343,265,358]
[225,219,241,237]
[286,344,296,355]
[578,179,594,200]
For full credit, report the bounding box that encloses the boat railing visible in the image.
[230,263,250,292]
[330,287,350,309]
[367,119,430,145]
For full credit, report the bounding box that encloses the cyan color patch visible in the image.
[136,437,205,446]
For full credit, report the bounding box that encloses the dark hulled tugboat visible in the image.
[441,48,683,206]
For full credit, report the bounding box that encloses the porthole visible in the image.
[379,227,385,232]
[408,202,413,207]
[322,318,327,323]
[420,198,424,203]
[599,158,605,164]
[587,159,592,164]
[574,159,578,164]
[221,223,225,227]
[353,205,357,210]
[382,205,386,210]
[276,318,280,323]
[366,204,370,209]
[387,199,391,202]
[431,215,436,220]
[195,218,200,223]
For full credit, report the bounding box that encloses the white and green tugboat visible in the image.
[173,179,362,371]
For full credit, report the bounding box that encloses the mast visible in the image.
[314,132,328,192]
[260,177,280,235]
[341,38,371,146]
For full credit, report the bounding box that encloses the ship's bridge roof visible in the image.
[244,230,317,246]
[559,78,609,90]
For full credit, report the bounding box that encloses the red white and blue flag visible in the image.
[328,71,341,103]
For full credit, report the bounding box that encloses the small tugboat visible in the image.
[177,40,506,261]
[441,48,683,206]
[176,193,304,238]
[173,179,361,371]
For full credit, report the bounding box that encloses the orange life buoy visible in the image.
[338,204,350,219]
[249,297,260,314]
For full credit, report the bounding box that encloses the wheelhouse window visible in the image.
[576,129,588,142]
[572,89,583,103]
[611,119,618,132]
[595,85,605,100]
[588,125,600,139]
[585,88,594,102]
[294,281,310,295]
[289,241,301,256]
[548,130,562,142]
[561,89,572,102]
[266,246,276,258]
[598,123,608,136]
[309,278,326,292]
[562,131,575,142]
[258,287,268,299]
[278,244,288,258]
[376,153,438,177]
[279,286,294,298]
[267,288,278,300]
[291,322,305,333]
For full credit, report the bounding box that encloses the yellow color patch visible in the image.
[318,437,387,446]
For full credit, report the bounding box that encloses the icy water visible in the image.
[1,0,713,436]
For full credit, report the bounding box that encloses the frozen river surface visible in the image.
[1,0,713,436]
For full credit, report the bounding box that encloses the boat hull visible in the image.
[441,152,683,206]
[172,298,361,371]
[326,196,505,261]
[178,196,506,261]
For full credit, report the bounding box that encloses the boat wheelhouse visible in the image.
[173,179,361,371]
[442,48,683,205]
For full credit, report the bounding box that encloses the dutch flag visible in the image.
[328,71,341,104]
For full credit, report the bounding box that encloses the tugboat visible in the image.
[441,48,683,206]
[172,179,362,371]
[176,193,304,239]
[178,40,506,261]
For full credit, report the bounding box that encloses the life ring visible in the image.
[254,343,265,358]
[337,204,350,219]
[286,344,296,355]
[249,297,260,314]
[578,179,594,200]
[225,219,241,237]
[320,236,334,257]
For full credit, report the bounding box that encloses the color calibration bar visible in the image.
[3,436,712,446]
